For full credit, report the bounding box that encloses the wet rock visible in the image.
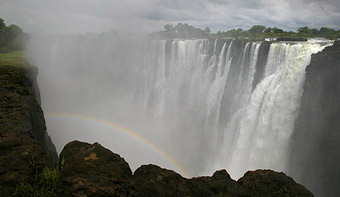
[188,170,250,196]
[0,65,57,164]
[59,141,132,196]
[290,41,340,196]
[130,165,249,197]
[0,133,54,197]
[130,164,190,196]
[238,169,313,197]
[57,140,314,197]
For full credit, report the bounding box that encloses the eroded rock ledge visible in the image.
[59,140,313,197]
[0,65,313,196]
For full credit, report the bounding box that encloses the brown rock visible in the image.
[130,164,190,196]
[188,170,250,196]
[130,165,250,197]
[0,65,58,164]
[238,169,314,197]
[59,140,132,196]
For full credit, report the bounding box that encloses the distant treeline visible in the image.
[153,23,340,40]
[0,18,27,52]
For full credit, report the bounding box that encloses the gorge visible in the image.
[24,36,339,196]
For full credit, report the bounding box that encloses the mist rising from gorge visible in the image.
[26,32,333,179]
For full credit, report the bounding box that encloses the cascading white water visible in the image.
[216,42,331,178]
[27,36,332,178]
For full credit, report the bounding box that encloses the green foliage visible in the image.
[156,23,340,41]
[14,168,60,197]
[157,23,211,38]
[0,18,27,52]
[319,27,336,38]
[249,25,266,34]
[13,157,61,197]
[272,27,284,34]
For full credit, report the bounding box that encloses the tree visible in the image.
[249,25,266,34]
[0,19,25,51]
[318,27,336,38]
[0,18,5,31]
[264,27,272,33]
[311,28,319,36]
[164,24,175,32]
[272,27,284,34]
[297,26,313,37]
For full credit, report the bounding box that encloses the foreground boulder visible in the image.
[238,170,313,196]
[59,141,132,196]
[60,140,314,197]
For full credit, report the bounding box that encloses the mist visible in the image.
[26,33,188,174]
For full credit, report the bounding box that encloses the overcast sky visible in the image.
[0,0,339,34]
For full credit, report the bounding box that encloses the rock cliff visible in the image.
[290,41,340,197]
[0,65,57,196]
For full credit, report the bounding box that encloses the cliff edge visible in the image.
[0,65,58,196]
[290,41,340,197]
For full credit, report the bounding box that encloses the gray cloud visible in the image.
[0,0,339,34]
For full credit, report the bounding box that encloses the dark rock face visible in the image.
[0,133,54,196]
[238,170,313,197]
[0,65,57,196]
[61,141,313,197]
[0,65,57,163]
[59,141,132,196]
[290,41,340,197]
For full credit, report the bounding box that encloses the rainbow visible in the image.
[45,112,190,177]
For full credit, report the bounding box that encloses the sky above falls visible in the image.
[1,0,340,34]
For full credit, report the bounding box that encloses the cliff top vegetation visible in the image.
[0,18,27,66]
[0,18,28,53]
[153,23,340,40]
[0,50,26,66]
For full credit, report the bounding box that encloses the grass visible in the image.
[13,157,63,197]
[0,50,26,66]
[14,167,61,197]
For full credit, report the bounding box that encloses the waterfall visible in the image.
[218,42,330,178]
[27,35,332,178]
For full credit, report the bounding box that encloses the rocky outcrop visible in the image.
[290,41,340,197]
[0,65,57,162]
[238,170,313,196]
[59,141,132,196]
[130,165,249,196]
[0,65,57,196]
[60,140,313,197]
